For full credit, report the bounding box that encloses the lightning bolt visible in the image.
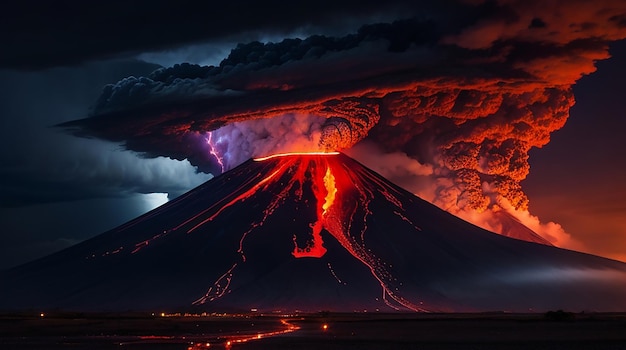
[205,132,225,173]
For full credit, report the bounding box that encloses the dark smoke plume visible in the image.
[62,0,626,247]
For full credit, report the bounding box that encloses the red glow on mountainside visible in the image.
[99,152,429,311]
[193,263,237,305]
[183,167,283,234]
[195,153,428,311]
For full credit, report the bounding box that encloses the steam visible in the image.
[62,1,626,248]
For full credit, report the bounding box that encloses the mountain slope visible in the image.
[1,153,626,312]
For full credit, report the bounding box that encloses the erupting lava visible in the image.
[192,152,426,311]
[290,163,333,258]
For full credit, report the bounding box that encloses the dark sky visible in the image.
[1,0,625,269]
[524,39,626,262]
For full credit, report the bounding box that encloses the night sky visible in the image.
[1,0,625,269]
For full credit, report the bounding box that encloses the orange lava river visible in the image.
[187,152,427,311]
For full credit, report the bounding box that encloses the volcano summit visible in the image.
[2,153,626,312]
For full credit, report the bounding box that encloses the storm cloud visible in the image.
[0,0,451,70]
[0,60,212,208]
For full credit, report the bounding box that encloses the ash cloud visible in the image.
[62,1,626,246]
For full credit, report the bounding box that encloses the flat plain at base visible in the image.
[2,313,626,349]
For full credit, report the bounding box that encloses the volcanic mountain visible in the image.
[2,153,626,312]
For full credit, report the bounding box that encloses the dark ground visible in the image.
[1,312,626,349]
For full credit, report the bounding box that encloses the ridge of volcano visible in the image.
[2,153,626,312]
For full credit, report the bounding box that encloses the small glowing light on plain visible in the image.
[226,340,232,347]
[40,313,45,318]
[322,324,328,331]
[205,342,211,347]
[161,312,165,317]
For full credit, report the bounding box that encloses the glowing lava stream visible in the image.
[183,319,301,349]
[253,151,340,161]
[291,165,334,258]
[189,152,428,312]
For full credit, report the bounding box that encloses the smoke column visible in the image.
[62,2,626,249]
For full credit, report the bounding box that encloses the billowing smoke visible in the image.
[373,86,574,212]
[62,1,626,247]
[320,98,380,151]
[207,113,326,170]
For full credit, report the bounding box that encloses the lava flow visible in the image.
[290,157,335,259]
[188,152,427,311]
[186,318,301,349]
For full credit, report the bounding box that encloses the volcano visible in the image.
[2,153,626,312]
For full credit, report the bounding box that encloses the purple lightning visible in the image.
[205,132,225,173]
